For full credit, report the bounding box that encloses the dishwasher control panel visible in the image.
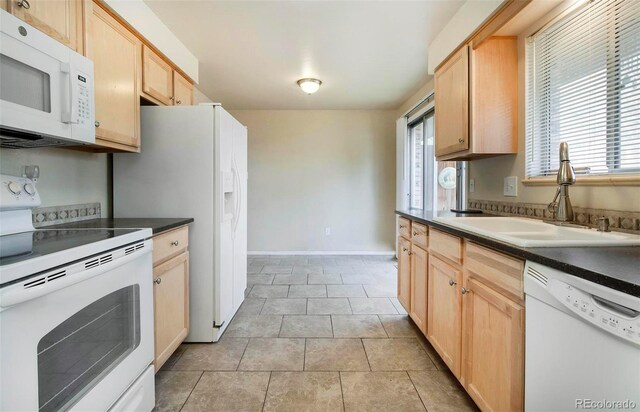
[549,279,640,345]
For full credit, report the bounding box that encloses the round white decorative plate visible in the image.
[438,167,456,190]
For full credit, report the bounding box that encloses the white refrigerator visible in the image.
[113,104,247,342]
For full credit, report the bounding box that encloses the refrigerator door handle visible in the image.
[231,159,242,238]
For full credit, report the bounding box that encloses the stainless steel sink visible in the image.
[432,217,640,247]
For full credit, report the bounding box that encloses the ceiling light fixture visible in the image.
[297,78,322,94]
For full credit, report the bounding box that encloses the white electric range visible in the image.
[0,174,155,411]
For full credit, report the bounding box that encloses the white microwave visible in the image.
[0,10,95,148]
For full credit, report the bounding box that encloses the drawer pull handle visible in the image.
[17,0,30,9]
[171,240,179,246]
[461,287,470,295]
[413,231,418,236]
[399,225,405,229]
[458,138,464,144]
[448,279,457,286]
[154,278,162,285]
[402,248,408,252]
[94,120,100,127]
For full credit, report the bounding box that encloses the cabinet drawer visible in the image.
[429,228,463,265]
[398,217,412,239]
[411,222,428,249]
[153,226,189,265]
[465,242,524,303]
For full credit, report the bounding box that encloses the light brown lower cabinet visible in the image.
[409,245,428,333]
[462,275,525,412]
[153,251,189,371]
[397,216,525,411]
[427,255,463,378]
[151,225,190,371]
[397,236,412,312]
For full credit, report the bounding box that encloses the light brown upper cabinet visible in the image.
[88,2,141,152]
[6,0,85,53]
[435,37,518,160]
[435,46,469,157]
[142,46,194,106]
[173,71,193,106]
[142,45,174,105]
[397,236,412,313]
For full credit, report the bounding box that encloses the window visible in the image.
[407,109,457,210]
[526,0,640,178]
[409,120,424,209]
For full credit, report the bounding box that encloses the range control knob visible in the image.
[7,181,22,195]
[24,183,35,196]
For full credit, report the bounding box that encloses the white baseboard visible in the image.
[248,251,395,256]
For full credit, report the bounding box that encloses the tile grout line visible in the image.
[330,314,335,338]
[236,338,251,371]
[387,297,400,315]
[303,338,307,371]
[406,370,429,411]
[167,345,188,370]
[261,371,273,412]
[338,371,346,411]
[377,314,389,337]
[360,338,373,371]
[277,314,285,337]
[178,370,204,412]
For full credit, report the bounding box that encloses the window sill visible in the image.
[523,175,640,186]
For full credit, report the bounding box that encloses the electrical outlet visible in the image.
[504,176,518,197]
[325,227,331,236]
[469,178,475,193]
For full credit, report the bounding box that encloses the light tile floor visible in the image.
[155,255,478,411]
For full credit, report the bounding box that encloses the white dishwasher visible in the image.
[524,262,640,412]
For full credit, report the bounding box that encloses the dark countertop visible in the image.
[397,208,640,297]
[49,218,194,235]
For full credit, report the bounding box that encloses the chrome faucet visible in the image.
[547,142,576,222]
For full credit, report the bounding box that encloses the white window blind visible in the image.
[526,0,640,178]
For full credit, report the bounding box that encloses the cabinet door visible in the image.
[427,255,462,377]
[409,245,428,333]
[470,37,518,155]
[9,0,84,53]
[89,2,141,150]
[142,45,174,105]
[462,276,524,412]
[173,71,193,106]
[435,45,469,157]
[397,236,411,313]
[153,252,190,371]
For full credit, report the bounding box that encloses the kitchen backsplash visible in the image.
[468,199,640,233]
[33,203,101,228]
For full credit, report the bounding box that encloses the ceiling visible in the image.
[144,0,465,110]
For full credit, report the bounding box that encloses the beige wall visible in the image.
[396,78,434,118]
[194,87,214,105]
[468,4,640,212]
[0,148,111,212]
[230,110,397,253]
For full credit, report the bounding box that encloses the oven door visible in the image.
[0,241,154,412]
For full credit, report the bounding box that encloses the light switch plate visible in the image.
[504,176,518,197]
[469,179,475,193]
